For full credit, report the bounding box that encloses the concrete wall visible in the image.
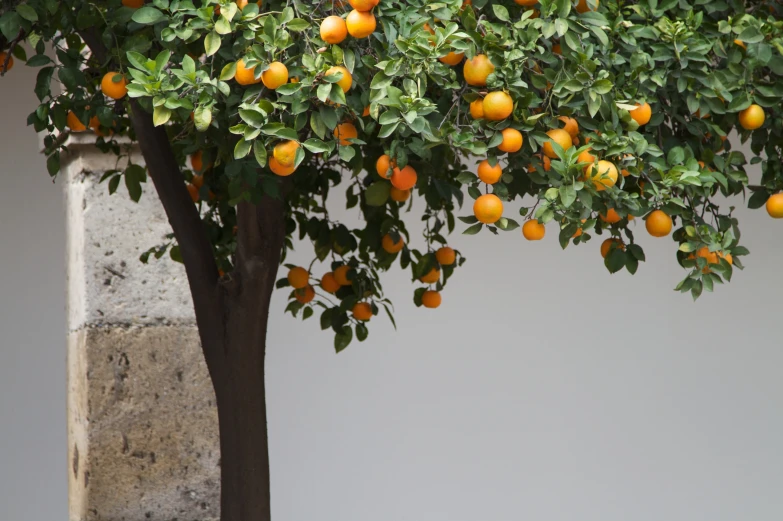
[3,60,783,521]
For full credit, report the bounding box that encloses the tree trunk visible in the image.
[209,198,288,521]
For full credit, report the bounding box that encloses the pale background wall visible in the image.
[2,60,783,521]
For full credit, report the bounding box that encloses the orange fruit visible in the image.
[261,61,288,89]
[287,266,310,289]
[477,160,503,184]
[321,272,341,293]
[100,72,128,99]
[522,220,545,240]
[381,234,404,254]
[734,39,746,50]
[333,122,358,145]
[362,105,371,117]
[348,0,378,10]
[599,208,621,224]
[482,91,513,120]
[600,238,624,258]
[390,186,410,202]
[439,52,464,66]
[376,154,394,178]
[577,148,597,170]
[498,128,523,153]
[689,247,722,273]
[391,165,417,190]
[552,43,562,55]
[294,285,315,304]
[0,52,14,72]
[320,15,348,44]
[325,65,352,93]
[435,246,456,265]
[420,267,440,284]
[191,151,204,172]
[629,102,651,125]
[469,99,484,119]
[192,174,204,189]
[235,0,263,10]
[558,116,579,137]
[269,157,296,176]
[463,54,495,86]
[575,0,598,12]
[421,290,442,308]
[514,0,538,4]
[766,193,783,218]
[738,104,765,130]
[352,302,373,321]
[645,209,672,237]
[585,160,618,191]
[67,111,87,132]
[542,128,572,158]
[273,140,299,167]
[346,9,376,38]
[571,218,587,238]
[122,0,144,7]
[473,194,503,224]
[186,183,199,202]
[334,265,353,285]
[235,59,261,85]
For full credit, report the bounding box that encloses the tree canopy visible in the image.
[3,0,783,351]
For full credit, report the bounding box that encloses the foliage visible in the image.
[2,0,783,350]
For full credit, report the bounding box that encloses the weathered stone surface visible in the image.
[68,326,219,521]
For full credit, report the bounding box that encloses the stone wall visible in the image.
[64,137,220,521]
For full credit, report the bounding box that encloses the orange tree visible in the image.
[3,0,783,517]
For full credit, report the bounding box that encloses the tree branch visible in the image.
[128,100,225,372]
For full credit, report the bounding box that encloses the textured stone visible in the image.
[68,326,219,521]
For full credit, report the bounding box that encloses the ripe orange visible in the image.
[421,290,442,308]
[191,151,204,172]
[571,218,587,238]
[473,193,503,224]
[187,183,199,202]
[101,72,128,99]
[522,220,545,240]
[382,234,404,254]
[273,140,299,167]
[333,122,358,145]
[362,105,371,117]
[766,193,783,218]
[321,273,341,293]
[269,157,296,176]
[599,208,621,224]
[477,160,503,184]
[122,0,144,7]
[0,52,14,72]
[235,0,262,10]
[320,15,348,44]
[435,246,456,265]
[346,9,376,38]
[514,0,538,5]
[738,104,765,130]
[348,0,378,10]
[390,186,410,202]
[352,302,373,321]
[629,102,651,125]
[463,54,495,86]
[482,91,513,120]
[577,148,597,170]
[734,39,746,50]
[552,43,562,55]
[645,209,672,237]
[542,128,572,158]
[192,174,204,189]
[295,285,315,304]
[287,266,309,289]
[600,238,624,258]
[420,267,440,284]
[261,61,288,89]
[585,160,618,191]
[334,265,353,285]
[558,116,579,137]
[688,246,723,273]
[325,65,352,93]
[235,59,261,85]
[67,111,87,132]
[575,0,598,12]
[498,128,523,153]
[376,154,394,178]
[469,99,484,119]
[439,52,464,66]
[391,165,418,190]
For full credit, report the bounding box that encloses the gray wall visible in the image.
[3,63,783,520]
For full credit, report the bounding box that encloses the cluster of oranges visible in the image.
[375,154,418,194]
[287,264,376,320]
[319,0,378,43]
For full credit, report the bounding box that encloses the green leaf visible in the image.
[492,4,509,21]
[303,138,332,154]
[287,19,309,32]
[204,31,221,56]
[334,325,353,353]
[0,12,22,41]
[463,222,483,235]
[152,106,171,126]
[132,6,165,24]
[253,141,267,167]
[559,184,576,207]
[365,181,390,206]
[234,138,252,159]
[16,5,38,22]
